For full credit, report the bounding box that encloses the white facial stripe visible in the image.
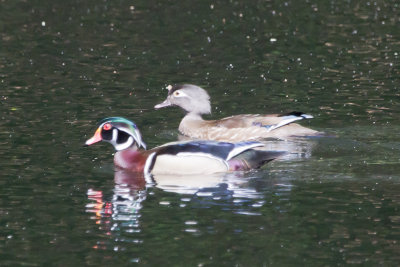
[112,128,118,141]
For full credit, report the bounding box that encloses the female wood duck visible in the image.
[85,117,286,175]
[154,84,322,142]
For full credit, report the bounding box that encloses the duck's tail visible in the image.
[227,150,287,171]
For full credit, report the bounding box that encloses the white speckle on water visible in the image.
[252,202,264,207]
[196,192,213,197]
[41,21,46,27]
[226,63,234,70]
[185,228,199,233]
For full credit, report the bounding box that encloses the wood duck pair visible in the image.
[85,117,286,175]
[154,84,322,142]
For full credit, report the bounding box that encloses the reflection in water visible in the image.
[152,172,258,196]
[85,168,293,253]
[260,138,318,160]
[86,171,147,252]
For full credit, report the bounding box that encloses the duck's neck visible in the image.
[184,112,203,120]
[179,113,205,136]
[180,112,204,124]
[114,145,147,172]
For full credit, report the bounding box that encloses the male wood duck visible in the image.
[154,84,322,142]
[85,117,286,175]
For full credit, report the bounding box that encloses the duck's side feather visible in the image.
[145,141,264,175]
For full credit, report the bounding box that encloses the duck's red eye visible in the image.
[103,123,112,131]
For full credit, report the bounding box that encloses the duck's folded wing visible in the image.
[214,113,313,131]
[264,112,313,132]
[153,141,262,159]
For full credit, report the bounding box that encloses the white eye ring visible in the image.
[173,90,187,97]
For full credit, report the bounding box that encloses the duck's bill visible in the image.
[154,99,172,109]
[85,127,102,146]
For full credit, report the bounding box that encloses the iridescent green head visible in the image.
[85,117,146,151]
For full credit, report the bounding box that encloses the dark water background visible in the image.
[1,0,400,265]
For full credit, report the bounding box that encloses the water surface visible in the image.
[1,0,400,265]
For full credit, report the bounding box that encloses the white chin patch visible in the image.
[115,136,134,151]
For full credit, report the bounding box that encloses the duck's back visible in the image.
[215,114,283,128]
[179,113,321,142]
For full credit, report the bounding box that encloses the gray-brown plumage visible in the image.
[155,84,322,142]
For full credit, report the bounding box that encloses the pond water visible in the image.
[1,0,400,265]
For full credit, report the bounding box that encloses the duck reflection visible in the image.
[85,167,295,253]
[86,171,147,241]
[85,169,269,228]
[260,138,317,160]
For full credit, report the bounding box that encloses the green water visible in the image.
[1,0,400,265]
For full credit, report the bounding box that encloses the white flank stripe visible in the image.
[144,152,156,176]
[144,172,154,185]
